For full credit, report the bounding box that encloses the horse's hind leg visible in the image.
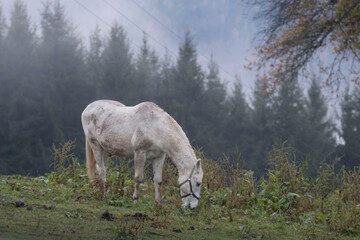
[91,144,107,194]
[152,153,166,207]
[133,150,146,203]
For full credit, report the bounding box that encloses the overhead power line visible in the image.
[130,0,184,41]
[73,0,142,50]
[102,0,179,59]
[64,1,360,164]
[76,0,237,82]
[130,0,236,81]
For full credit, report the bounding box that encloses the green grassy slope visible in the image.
[0,175,286,240]
[0,173,357,240]
[1,141,359,239]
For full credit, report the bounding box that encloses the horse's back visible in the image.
[83,100,126,114]
[82,100,132,154]
[82,100,127,131]
[82,100,166,154]
[81,100,185,157]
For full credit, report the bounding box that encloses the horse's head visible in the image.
[179,159,203,209]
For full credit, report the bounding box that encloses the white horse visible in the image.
[81,100,203,209]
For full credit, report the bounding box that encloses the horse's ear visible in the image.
[196,159,201,168]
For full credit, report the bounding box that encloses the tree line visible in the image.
[0,1,359,176]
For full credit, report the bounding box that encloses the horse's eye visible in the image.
[196,182,201,187]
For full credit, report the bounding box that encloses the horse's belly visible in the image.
[146,149,163,159]
[98,134,134,157]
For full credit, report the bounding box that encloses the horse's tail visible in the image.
[85,138,96,180]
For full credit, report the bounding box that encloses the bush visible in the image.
[46,140,360,236]
[48,139,85,184]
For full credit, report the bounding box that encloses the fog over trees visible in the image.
[1,1,359,176]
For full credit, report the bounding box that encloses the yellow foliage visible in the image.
[244,0,360,93]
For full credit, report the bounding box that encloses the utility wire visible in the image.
[75,0,358,162]
[130,0,184,41]
[130,0,237,81]
[73,0,142,50]
[102,0,179,60]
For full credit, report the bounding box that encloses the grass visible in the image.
[0,174,289,240]
[0,141,359,239]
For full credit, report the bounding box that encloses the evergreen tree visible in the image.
[0,6,5,41]
[224,76,251,162]
[101,23,134,103]
[86,25,104,98]
[5,0,37,103]
[304,77,335,176]
[0,5,8,171]
[250,78,276,175]
[341,89,360,169]
[133,35,160,102]
[198,56,227,158]
[156,51,174,109]
[169,31,205,144]
[272,77,307,158]
[39,1,86,162]
[0,0,47,174]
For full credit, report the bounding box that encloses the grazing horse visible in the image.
[81,100,203,209]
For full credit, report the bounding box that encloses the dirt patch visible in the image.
[75,195,91,201]
[43,205,55,210]
[124,212,153,221]
[188,226,195,230]
[62,229,76,234]
[14,201,25,208]
[150,221,169,229]
[101,210,114,221]
[172,228,182,233]
[4,201,25,208]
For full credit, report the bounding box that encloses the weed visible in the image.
[2,140,360,239]
[259,142,310,220]
[113,215,146,239]
[49,139,85,184]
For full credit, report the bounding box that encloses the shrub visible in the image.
[48,139,85,184]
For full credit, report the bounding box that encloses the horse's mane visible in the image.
[160,106,195,158]
[140,102,195,158]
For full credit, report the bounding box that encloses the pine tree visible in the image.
[169,31,205,144]
[250,78,276,175]
[0,4,9,174]
[0,0,47,174]
[86,25,104,98]
[101,23,134,103]
[39,0,86,163]
[156,50,174,109]
[224,76,251,162]
[133,35,160,102]
[0,4,7,120]
[5,0,37,101]
[341,89,360,170]
[272,77,307,158]
[304,77,335,176]
[198,56,227,158]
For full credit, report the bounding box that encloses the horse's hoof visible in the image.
[155,201,162,208]
[103,192,108,198]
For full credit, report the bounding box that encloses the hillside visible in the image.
[1,141,359,239]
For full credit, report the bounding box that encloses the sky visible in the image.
[1,0,259,95]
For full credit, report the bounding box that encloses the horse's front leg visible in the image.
[152,154,166,207]
[133,150,146,203]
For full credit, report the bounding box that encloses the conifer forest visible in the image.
[1,0,359,178]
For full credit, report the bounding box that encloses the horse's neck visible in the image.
[167,140,196,182]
